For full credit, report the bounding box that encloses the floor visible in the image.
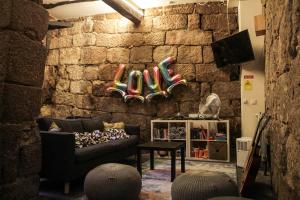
[39,156,275,200]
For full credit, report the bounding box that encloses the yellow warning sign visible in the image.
[244,80,253,91]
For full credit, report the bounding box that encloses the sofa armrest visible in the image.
[40,131,75,178]
[124,124,140,137]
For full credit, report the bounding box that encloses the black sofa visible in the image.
[37,117,140,193]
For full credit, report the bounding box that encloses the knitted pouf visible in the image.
[208,196,253,200]
[171,171,238,200]
[84,163,142,200]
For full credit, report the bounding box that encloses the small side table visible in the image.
[136,141,185,182]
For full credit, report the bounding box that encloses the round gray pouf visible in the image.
[171,171,238,200]
[84,163,142,200]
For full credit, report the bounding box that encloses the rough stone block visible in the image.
[19,142,41,176]
[99,64,119,81]
[219,99,236,117]
[94,97,127,113]
[58,35,73,48]
[129,17,153,33]
[188,14,200,30]
[73,33,96,46]
[200,82,211,97]
[60,48,81,64]
[56,79,70,92]
[143,32,165,46]
[201,14,238,31]
[82,17,94,33]
[0,83,4,117]
[70,80,92,94]
[6,31,47,87]
[0,0,12,28]
[179,101,199,115]
[53,105,72,117]
[94,19,117,33]
[53,91,75,106]
[46,49,59,66]
[84,66,99,80]
[163,4,194,15]
[157,99,179,117]
[178,46,202,64]
[40,105,53,116]
[172,82,200,102]
[203,46,214,63]
[72,108,92,117]
[57,65,68,79]
[92,81,110,97]
[144,7,163,16]
[153,46,177,62]
[0,31,10,82]
[107,48,130,63]
[130,46,153,63]
[0,175,40,200]
[117,17,152,33]
[166,30,212,45]
[66,65,84,80]
[96,33,122,47]
[59,22,82,36]
[172,64,195,81]
[0,123,18,183]
[195,2,220,14]
[127,102,156,116]
[120,33,144,47]
[80,46,107,64]
[196,64,231,82]
[75,95,94,109]
[111,112,151,131]
[9,0,48,41]
[212,81,240,99]
[153,15,187,31]
[1,83,42,122]
[213,30,232,41]
[47,36,59,49]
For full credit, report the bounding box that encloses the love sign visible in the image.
[107,57,187,103]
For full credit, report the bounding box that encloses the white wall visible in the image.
[239,0,265,137]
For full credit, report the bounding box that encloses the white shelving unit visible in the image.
[151,119,230,162]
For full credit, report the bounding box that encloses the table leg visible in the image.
[137,148,142,176]
[180,146,185,173]
[171,150,176,182]
[150,150,154,170]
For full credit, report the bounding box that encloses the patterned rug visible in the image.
[139,159,237,200]
[39,159,237,200]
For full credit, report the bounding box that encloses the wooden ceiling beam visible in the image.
[103,0,143,24]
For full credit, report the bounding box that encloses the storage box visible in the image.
[208,142,227,160]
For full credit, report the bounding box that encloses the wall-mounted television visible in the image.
[211,30,255,68]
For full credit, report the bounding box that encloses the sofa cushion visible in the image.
[75,135,139,162]
[36,117,53,131]
[54,119,84,133]
[82,117,104,132]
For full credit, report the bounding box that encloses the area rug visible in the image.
[139,159,237,200]
[39,159,236,200]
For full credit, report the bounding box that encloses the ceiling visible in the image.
[44,0,224,20]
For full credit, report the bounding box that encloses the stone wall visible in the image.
[264,0,300,199]
[0,0,48,199]
[43,2,241,141]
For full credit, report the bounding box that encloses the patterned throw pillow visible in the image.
[74,129,129,148]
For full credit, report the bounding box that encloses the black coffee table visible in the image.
[136,141,185,182]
